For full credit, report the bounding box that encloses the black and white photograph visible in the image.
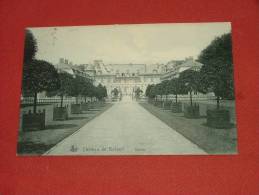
[18,22,237,155]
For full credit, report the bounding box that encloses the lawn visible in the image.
[17,103,113,155]
[139,102,237,154]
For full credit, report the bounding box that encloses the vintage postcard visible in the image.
[18,22,237,155]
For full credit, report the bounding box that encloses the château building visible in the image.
[55,57,203,97]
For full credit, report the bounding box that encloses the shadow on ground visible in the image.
[17,142,55,155]
[45,124,78,129]
[67,117,88,120]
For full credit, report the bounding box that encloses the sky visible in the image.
[29,22,231,65]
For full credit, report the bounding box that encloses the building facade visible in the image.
[91,60,163,96]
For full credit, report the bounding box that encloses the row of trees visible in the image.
[145,33,234,109]
[22,30,107,113]
[145,70,200,105]
[46,73,107,106]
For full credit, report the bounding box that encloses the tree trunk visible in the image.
[190,91,193,106]
[165,94,168,101]
[216,96,220,109]
[175,94,178,103]
[76,96,78,104]
[60,94,64,107]
[84,96,87,103]
[33,92,37,113]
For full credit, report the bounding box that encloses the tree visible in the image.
[154,83,164,100]
[135,87,143,99]
[111,88,119,98]
[161,80,171,101]
[179,69,204,106]
[88,85,97,102]
[169,78,187,103]
[81,79,94,102]
[46,72,74,107]
[22,30,38,97]
[69,75,87,104]
[145,84,156,99]
[101,85,108,100]
[95,84,107,101]
[103,86,107,98]
[23,29,37,64]
[198,33,234,109]
[22,59,60,113]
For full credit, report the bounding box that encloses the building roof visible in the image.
[56,57,202,79]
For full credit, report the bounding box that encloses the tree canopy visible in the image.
[154,82,163,96]
[145,78,188,100]
[161,80,171,95]
[46,72,74,96]
[169,78,187,95]
[23,29,37,64]
[81,78,94,99]
[58,72,74,96]
[145,84,156,99]
[178,69,205,94]
[69,76,88,97]
[198,33,234,100]
[95,84,107,100]
[22,59,60,94]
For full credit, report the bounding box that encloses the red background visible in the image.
[0,0,259,194]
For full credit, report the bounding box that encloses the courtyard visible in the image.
[45,96,208,155]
